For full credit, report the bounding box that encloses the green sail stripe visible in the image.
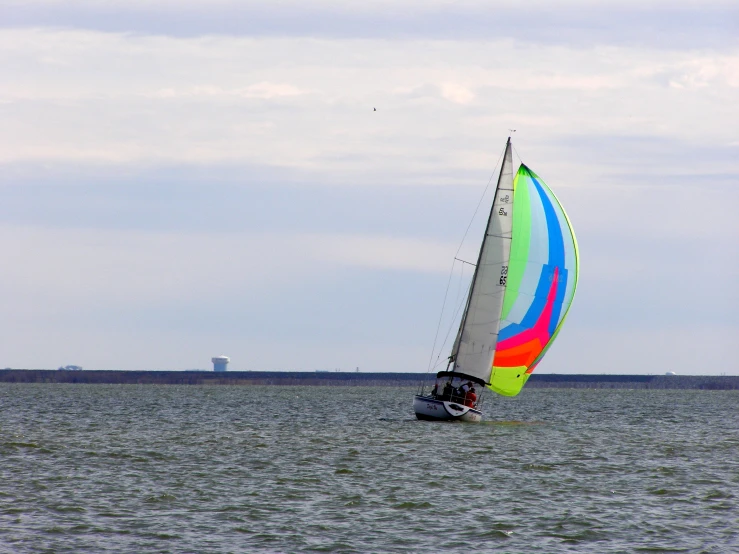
[489,366,530,397]
[500,166,531,320]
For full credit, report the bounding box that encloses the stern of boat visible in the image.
[413,395,482,423]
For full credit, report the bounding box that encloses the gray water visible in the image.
[0,385,737,553]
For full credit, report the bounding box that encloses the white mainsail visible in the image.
[449,139,515,383]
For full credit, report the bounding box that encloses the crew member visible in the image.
[465,386,477,407]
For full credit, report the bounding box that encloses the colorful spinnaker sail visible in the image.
[447,138,578,397]
[488,164,579,396]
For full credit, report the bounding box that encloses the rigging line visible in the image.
[425,258,458,373]
[442,264,467,361]
[425,141,507,373]
[511,143,524,167]
[453,143,507,259]
[454,260,466,308]
[454,257,476,267]
[430,266,467,372]
[433,278,474,369]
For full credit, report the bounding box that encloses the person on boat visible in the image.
[451,385,463,403]
[431,382,439,397]
[453,381,471,403]
[465,386,477,408]
[442,381,453,401]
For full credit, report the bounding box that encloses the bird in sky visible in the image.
[373,107,376,111]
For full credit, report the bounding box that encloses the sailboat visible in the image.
[414,136,579,422]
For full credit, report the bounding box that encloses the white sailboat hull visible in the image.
[413,395,482,423]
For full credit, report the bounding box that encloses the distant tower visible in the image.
[212,356,230,372]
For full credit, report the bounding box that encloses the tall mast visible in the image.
[449,137,513,376]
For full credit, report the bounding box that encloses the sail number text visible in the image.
[499,265,508,286]
[498,194,510,216]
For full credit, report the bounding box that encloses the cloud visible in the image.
[0,12,737,374]
[0,29,737,183]
[146,82,309,100]
[0,224,458,370]
[439,83,475,104]
[0,225,453,311]
[2,1,737,48]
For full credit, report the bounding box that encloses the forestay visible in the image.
[449,139,515,384]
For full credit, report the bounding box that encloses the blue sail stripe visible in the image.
[532,176,565,269]
[549,268,568,335]
[499,266,548,341]
[505,174,566,336]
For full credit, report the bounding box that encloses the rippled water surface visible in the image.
[1,384,738,553]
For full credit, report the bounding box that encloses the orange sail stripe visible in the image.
[493,338,543,368]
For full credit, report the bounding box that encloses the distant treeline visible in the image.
[0,370,737,390]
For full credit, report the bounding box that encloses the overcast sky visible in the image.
[1,0,737,374]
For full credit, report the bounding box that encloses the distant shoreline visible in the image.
[0,370,737,389]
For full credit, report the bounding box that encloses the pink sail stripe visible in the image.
[496,267,560,353]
